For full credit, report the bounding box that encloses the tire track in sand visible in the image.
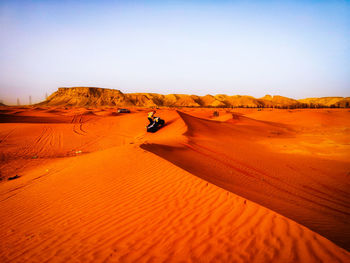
[72,114,87,136]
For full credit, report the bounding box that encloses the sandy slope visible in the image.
[0,107,349,262]
[142,109,350,250]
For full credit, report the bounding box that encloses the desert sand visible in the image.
[0,106,349,262]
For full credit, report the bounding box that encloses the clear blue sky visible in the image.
[0,0,349,104]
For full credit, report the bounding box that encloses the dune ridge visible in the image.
[0,107,349,262]
[37,87,350,108]
[141,110,350,250]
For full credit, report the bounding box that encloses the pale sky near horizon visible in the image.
[0,0,349,104]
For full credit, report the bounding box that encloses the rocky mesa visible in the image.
[38,87,350,108]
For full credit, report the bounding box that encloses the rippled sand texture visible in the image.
[0,107,349,262]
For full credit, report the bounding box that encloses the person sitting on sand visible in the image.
[148,110,156,126]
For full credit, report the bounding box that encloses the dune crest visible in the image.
[0,107,349,262]
[141,110,350,250]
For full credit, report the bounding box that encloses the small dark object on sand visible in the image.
[8,175,20,180]
[117,108,130,113]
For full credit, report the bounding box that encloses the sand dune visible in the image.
[0,107,349,262]
[142,109,350,250]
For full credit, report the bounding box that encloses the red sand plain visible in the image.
[0,106,349,262]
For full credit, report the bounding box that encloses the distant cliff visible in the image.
[38,87,350,108]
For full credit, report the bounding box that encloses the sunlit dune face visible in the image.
[246,110,350,161]
[0,107,349,262]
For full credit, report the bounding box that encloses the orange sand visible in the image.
[0,107,349,262]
